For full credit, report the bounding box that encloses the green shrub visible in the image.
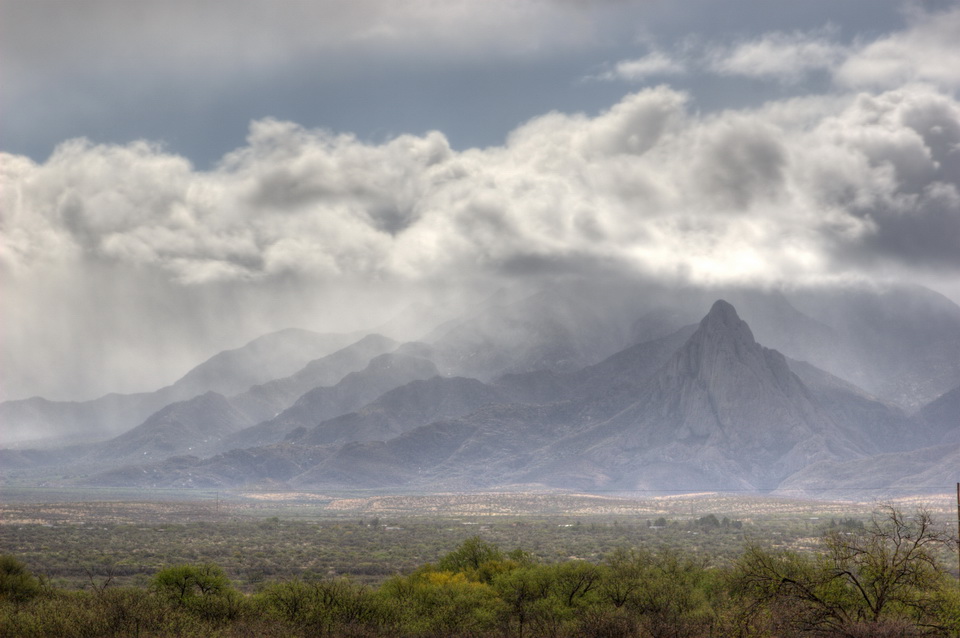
[0,555,41,604]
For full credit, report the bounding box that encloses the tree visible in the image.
[151,563,246,623]
[734,506,958,636]
[629,549,716,638]
[493,565,554,638]
[600,548,647,609]
[552,561,602,608]
[821,506,948,625]
[152,563,230,606]
[438,536,505,574]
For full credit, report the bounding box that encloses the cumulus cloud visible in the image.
[5,84,959,293]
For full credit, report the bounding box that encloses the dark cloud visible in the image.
[694,118,788,209]
[852,190,960,267]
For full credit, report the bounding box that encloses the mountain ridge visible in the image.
[3,287,954,498]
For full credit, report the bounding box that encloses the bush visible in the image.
[258,577,390,636]
[0,555,41,604]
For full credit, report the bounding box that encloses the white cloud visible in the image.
[835,6,960,90]
[707,28,847,84]
[595,51,687,82]
[599,6,960,91]
[5,83,958,296]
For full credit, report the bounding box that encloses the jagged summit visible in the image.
[695,299,757,346]
[663,299,782,395]
[706,298,737,320]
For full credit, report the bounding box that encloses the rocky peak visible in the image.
[696,299,756,346]
[667,299,781,387]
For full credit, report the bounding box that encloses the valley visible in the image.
[3,488,956,591]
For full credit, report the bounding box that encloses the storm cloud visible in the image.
[2,1,959,402]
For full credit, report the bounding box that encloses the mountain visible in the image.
[222,353,440,450]
[306,300,914,493]
[289,376,509,447]
[7,281,956,449]
[13,293,953,497]
[229,334,398,423]
[0,329,354,446]
[167,329,356,398]
[776,443,960,498]
[522,300,862,490]
[919,385,960,444]
[91,392,253,462]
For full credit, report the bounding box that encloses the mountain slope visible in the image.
[223,353,440,450]
[290,376,509,447]
[0,329,353,446]
[777,443,960,497]
[788,284,960,409]
[786,359,918,453]
[291,403,574,489]
[78,444,330,489]
[168,329,356,398]
[92,392,253,462]
[919,385,960,444]
[229,334,398,422]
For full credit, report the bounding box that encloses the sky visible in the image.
[2,0,960,402]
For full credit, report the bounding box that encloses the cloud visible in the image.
[597,6,960,90]
[835,6,960,90]
[593,51,687,82]
[5,82,960,399]
[0,0,620,94]
[5,83,959,294]
[706,28,847,84]
[4,4,960,401]
[0,0,635,165]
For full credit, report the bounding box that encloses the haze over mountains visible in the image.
[1,281,957,498]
